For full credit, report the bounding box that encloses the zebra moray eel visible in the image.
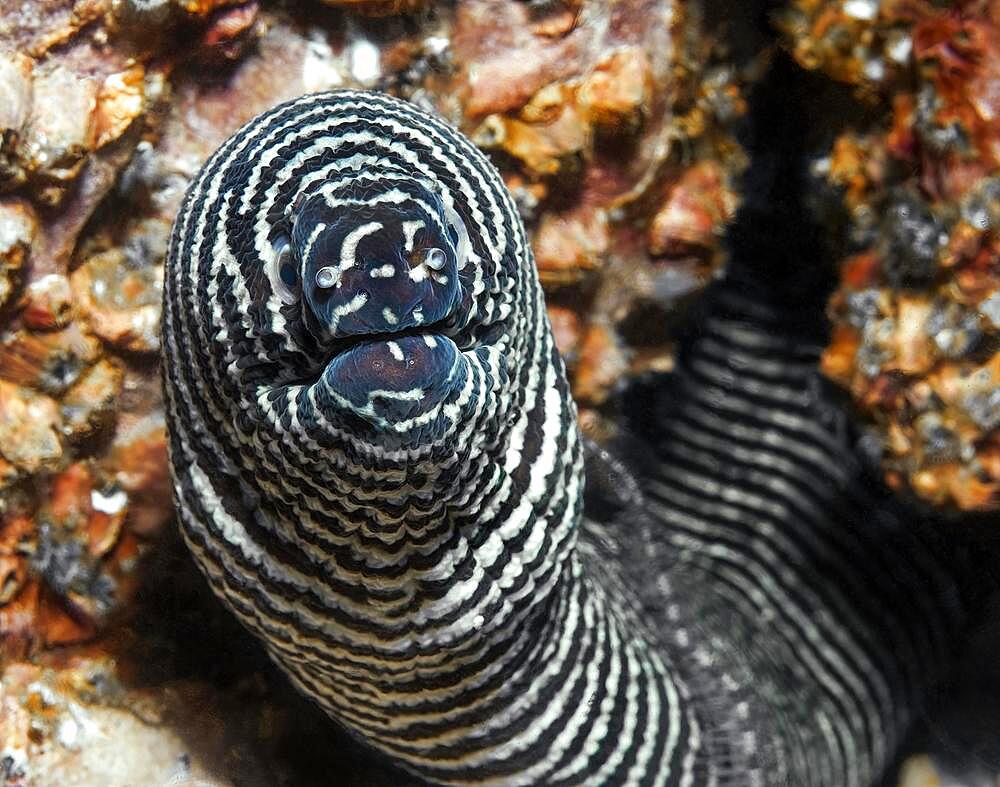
[162,90,963,786]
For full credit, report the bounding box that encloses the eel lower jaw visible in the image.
[320,331,467,438]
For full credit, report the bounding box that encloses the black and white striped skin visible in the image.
[162,89,963,786]
[609,272,965,786]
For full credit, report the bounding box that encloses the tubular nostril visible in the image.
[316,266,340,288]
[425,248,447,271]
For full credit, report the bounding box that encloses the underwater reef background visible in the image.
[0,0,998,784]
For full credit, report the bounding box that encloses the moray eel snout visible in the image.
[275,175,465,339]
[320,333,465,429]
[265,171,477,437]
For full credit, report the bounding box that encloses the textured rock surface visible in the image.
[782,0,1000,512]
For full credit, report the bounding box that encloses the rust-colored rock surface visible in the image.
[784,0,1000,512]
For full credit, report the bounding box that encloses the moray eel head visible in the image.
[260,165,496,444]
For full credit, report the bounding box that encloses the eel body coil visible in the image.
[163,91,960,787]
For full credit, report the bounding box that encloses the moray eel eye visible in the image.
[267,236,298,305]
[315,266,338,289]
[423,247,447,270]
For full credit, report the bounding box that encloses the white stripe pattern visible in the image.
[162,91,960,787]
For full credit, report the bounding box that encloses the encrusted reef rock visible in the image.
[445,0,745,414]
[782,0,1000,512]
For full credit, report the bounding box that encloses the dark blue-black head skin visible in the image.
[262,171,473,438]
[272,175,465,344]
[320,332,467,434]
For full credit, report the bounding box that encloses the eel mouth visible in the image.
[321,313,457,366]
[320,328,465,431]
[337,320,451,350]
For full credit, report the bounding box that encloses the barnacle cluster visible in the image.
[0,18,172,665]
[782,0,1000,512]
